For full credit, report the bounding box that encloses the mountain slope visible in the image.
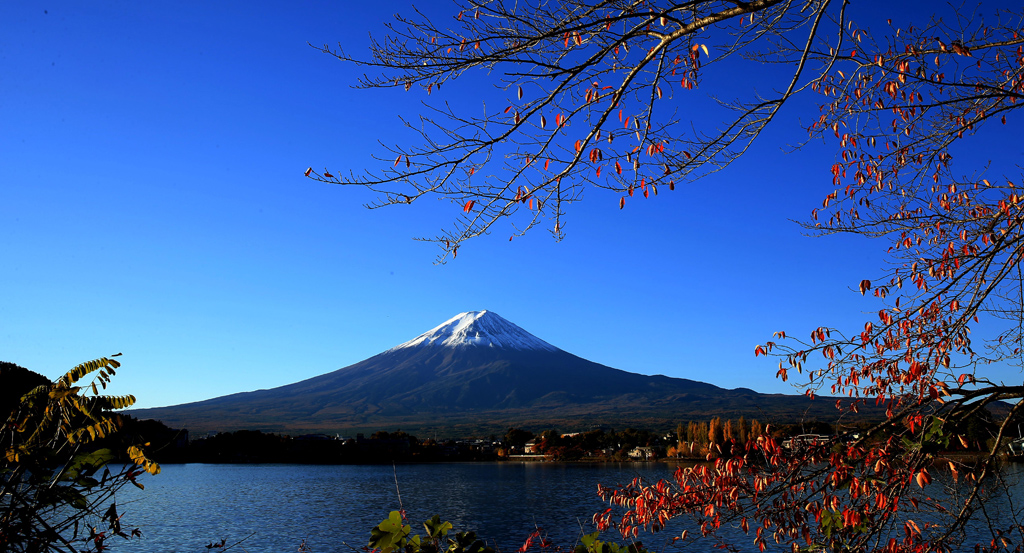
[131,311,853,434]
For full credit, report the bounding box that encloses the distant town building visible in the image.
[628,447,656,460]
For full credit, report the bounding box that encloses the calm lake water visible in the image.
[112,463,676,553]
[110,462,1024,553]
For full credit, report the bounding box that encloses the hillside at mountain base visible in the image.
[130,311,865,435]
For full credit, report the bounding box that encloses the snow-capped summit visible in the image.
[389,310,559,351]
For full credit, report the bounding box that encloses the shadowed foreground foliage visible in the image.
[367,511,649,553]
[1,357,159,553]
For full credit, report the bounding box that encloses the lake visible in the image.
[110,461,1024,553]
[112,462,677,553]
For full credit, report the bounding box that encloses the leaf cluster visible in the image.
[575,531,648,553]
[369,512,492,553]
[1,356,159,552]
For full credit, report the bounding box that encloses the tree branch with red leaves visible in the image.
[605,7,1024,553]
[308,0,845,262]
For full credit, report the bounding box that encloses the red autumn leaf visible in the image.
[916,469,931,488]
[619,197,625,209]
[323,171,334,178]
[304,167,312,177]
[859,279,871,295]
[463,200,475,212]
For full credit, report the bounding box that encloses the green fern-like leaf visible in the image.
[19,384,51,409]
[127,445,160,475]
[100,395,135,410]
[59,357,121,388]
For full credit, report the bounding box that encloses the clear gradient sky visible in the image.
[2,1,1020,409]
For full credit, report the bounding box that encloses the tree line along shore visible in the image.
[116,412,1004,465]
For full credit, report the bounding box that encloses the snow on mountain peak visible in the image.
[389,310,559,352]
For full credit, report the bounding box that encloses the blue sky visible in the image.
[1,1,1019,410]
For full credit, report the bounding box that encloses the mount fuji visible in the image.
[131,311,840,435]
[387,310,560,351]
